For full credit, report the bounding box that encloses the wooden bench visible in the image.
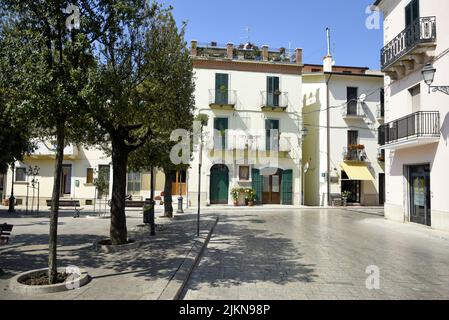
[107,200,146,208]
[0,223,13,245]
[46,200,84,218]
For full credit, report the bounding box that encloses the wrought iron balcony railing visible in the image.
[261,91,288,111]
[209,89,237,108]
[343,147,367,162]
[381,17,436,70]
[342,102,365,118]
[378,111,440,146]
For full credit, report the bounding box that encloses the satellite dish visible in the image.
[359,93,367,103]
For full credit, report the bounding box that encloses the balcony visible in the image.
[381,17,437,78]
[209,89,236,110]
[343,146,367,162]
[261,91,288,112]
[342,102,365,120]
[378,111,440,150]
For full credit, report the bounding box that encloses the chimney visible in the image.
[295,48,303,65]
[323,28,333,72]
[262,45,269,62]
[323,55,333,72]
[190,40,198,56]
[227,43,234,59]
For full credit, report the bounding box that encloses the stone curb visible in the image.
[93,239,141,254]
[9,268,90,295]
[157,217,219,300]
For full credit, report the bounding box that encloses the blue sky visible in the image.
[163,0,383,70]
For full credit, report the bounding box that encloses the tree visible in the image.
[0,0,99,283]
[83,1,194,244]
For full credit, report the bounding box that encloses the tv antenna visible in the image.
[241,26,251,44]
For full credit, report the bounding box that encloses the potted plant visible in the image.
[356,144,365,150]
[231,188,240,206]
[245,188,256,206]
[341,191,352,206]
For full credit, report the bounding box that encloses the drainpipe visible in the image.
[326,73,333,207]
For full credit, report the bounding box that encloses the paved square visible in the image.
[182,209,449,300]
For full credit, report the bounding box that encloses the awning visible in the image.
[340,162,375,181]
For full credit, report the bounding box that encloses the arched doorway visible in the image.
[210,164,229,205]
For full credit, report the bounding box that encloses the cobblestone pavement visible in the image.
[0,211,216,300]
[182,209,449,300]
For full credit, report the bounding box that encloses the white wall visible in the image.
[189,66,303,206]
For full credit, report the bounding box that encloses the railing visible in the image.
[342,102,364,118]
[209,89,237,106]
[378,111,440,146]
[381,17,436,70]
[261,91,288,109]
[343,147,367,162]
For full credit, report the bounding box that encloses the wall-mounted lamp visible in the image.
[422,63,449,95]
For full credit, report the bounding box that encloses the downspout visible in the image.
[326,72,333,206]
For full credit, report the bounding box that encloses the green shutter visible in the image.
[281,170,293,205]
[215,73,229,104]
[252,169,263,205]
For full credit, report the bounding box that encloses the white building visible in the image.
[375,0,449,230]
[188,41,303,206]
[302,59,385,206]
[2,143,166,208]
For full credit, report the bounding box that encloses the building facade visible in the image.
[2,143,166,207]
[188,41,303,206]
[375,0,449,230]
[302,59,385,206]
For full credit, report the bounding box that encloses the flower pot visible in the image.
[247,201,254,207]
[233,201,238,207]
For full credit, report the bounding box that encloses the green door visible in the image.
[215,73,229,104]
[267,76,280,107]
[210,165,229,204]
[281,170,293,205]
[252,169,263,205]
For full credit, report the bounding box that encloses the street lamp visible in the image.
[8,162,15,213]
[422,63,449,95]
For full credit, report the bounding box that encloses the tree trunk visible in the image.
[48,123,65,284]
[163,169,176,218]
[110,138,129,245]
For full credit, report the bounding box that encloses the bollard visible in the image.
[144,199,156,236]
[177,196,184,214]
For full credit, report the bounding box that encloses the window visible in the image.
[98,165,110,184]
[348,130,358,147]
[239,166,250,181]
[127,172,141,194]
[215,73,229,104]
[86,168,94,184]
[214,118,228,150]
[15,167,27,182]
[409,84,420,113]
[267,76,280,107]
[266,119,280,151]
[405,0,419,27]
[380,89,385,117]
[347,87,358,115]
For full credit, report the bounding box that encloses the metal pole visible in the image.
[197,129,203,237]
[8,163,15,213]
[37,182,40,214]
[149,166,155,236]
[177,170,184,214]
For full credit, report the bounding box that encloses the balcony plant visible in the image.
[356,144,365,150]
[231,187,241,206]
[245,188,257,207]
[341,191,352,207]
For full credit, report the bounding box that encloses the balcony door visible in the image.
[265,119,280,152]
[267,76,280,107]
[347,87,358,115]
[409,164,431,227]
[405,0,419,27]
[215,73,229,105]
[214,118,228,150]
